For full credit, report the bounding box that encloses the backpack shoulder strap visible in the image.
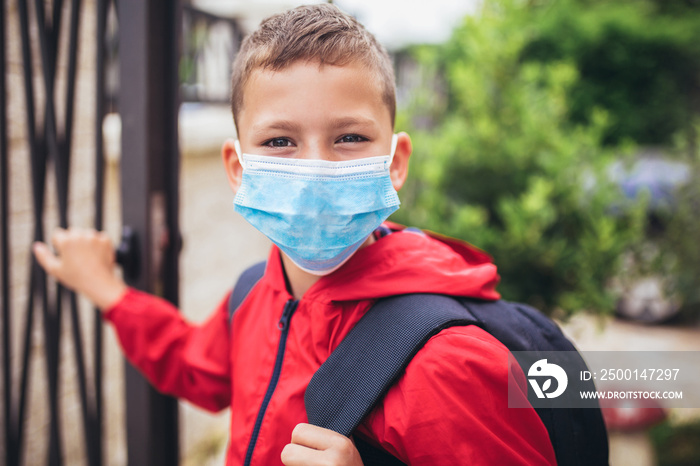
[307,294,608,466]
[304,293,478,437]
[459,298,577,352]
[228,261,266,325]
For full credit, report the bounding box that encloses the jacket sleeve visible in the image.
[357,325,557,466]
[103,288,231,412]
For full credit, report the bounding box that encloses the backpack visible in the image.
[228,261,609,465]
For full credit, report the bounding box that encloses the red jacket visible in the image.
[104,225,557,465]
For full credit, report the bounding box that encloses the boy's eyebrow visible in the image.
[250,120,302,134]
[250,117,378,136]
[328,117,377,130]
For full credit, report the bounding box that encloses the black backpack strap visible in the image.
[460,298,609,466]
[460,298,577,351]
[354,438,406,466]
[306,294,609,466]
[304,293,477,436]
[228,261,266,325]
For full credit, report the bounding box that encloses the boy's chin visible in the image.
[280,234,377,278]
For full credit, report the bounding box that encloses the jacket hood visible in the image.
[263,222,501,303]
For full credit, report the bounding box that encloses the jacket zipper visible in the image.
[243,299,299,466]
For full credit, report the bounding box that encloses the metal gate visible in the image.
[1,0,182,464]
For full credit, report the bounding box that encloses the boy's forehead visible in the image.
[245,59,382,96]
[238,60,392,132]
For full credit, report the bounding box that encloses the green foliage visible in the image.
[393,0,649,316]
[650,418,700,466]
[649,127,700,319]
[665,180,700,317]
[521,0,700,146]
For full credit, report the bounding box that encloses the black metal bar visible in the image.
[62,0,81,195]
[0,1,12,464]
[68,290,100,465]
[93,310,104,466]
[15,2,51,465]
[93,0,111,463]
[34,0,67,226]
[17,0,41,212]
[16,265,37,466]
[164,0,182,315]
[55,2,103,465]
[3,1,114,464]
[50,0,65,69]
[31,2,65,463]
[180,5,242,105]
[43,289,62,466]
[95,0,108,232]
[93,313,104,465]
[119,1,181,464]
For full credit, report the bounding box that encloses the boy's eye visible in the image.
[264,138,293,147]
[336,134,368,144]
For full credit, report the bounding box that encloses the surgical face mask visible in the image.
[233,135,400,275]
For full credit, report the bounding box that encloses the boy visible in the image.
[34,4,556,465]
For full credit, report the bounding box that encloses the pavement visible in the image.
[178,153,270,465]
[560,314,700,466]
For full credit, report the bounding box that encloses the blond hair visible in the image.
[230,4,396,128]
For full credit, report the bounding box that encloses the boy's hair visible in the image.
[230,3,396,128]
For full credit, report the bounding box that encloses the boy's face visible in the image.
[223,60,411,192]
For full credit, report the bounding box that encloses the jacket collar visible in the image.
[260,223,500,304]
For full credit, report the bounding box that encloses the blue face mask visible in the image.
[233,136,400,275]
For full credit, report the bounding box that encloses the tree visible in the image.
[393,0,648,316]
[521,0,700,148]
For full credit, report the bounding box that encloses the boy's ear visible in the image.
[390,132,412,191]
[222,139,243,192]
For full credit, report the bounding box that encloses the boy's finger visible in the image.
[33,242,61,275]
[50,228,68,250]
[290,423,344,451]
[280,443,314,466]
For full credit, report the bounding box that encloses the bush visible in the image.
[521,0,700,146]
[645,131,700,321]
[392,0,648,316]
[650,418,700,466]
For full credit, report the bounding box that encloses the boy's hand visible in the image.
[281,423,364,466]
[33,228,127,310]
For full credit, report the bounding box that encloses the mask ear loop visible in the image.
[388,134,399,165]
[234,140,246,170]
